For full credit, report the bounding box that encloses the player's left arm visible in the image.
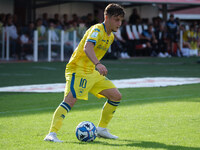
[84,42,108,76]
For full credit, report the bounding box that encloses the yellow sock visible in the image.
[49,102,71,133]
[98,100,120,128]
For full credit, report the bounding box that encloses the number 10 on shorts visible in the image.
[79,78,87,88]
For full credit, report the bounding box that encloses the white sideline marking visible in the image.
[0,77,200,92]
[0,94,194,114]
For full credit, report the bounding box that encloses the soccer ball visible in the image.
[75,121,97,142]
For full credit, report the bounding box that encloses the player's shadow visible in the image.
[119,139,200,150]
[67,139,200,150]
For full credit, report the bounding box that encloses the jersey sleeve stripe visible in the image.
[87,39,96,45]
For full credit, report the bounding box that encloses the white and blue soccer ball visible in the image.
[75,121,97,142]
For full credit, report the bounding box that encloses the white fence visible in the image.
[0,28,78,62]
[0,26,196,61]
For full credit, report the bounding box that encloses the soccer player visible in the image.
[44,3,125,142]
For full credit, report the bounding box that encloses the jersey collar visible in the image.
[102,22,107,33]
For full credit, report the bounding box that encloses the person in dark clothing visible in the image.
[129,8,141,25]
[141,24,158,56]
[166,14,178,55]
[154,24,169,57]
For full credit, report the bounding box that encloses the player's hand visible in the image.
[96,63,107,76]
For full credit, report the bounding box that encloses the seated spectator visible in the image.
[187,25,198,50]
[113,28,130,58]
[19,30,33,60]
[180,24,191,49]
[185,24,198,56]
[36,18,47,42]
[180,24,198,57]
[77,22,87,41]
[27,22,35,41]
[120,20,147,56]
[152,17,160,32]
[49,21,59,43]
[154,24,170,57]
[5,14,21,59]
[141,24,158,56]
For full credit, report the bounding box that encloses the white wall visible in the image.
[0,0,14,14]
[36,2,94,20]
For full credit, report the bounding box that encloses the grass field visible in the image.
[0,57,200,150]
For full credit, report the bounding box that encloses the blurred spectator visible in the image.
[18,21,35,59]
[154,24,170,57]
[129,8,141,24]
[62,14,69,27]
[152,16,163,32]
[13,14,21,28]
[42,13,49,27]
[5,14,20,59]
[85,13,94,28]
[0,13,6,31]
[181,24,199,56]
[27,22,35,41]
[0,13,6,23]
[187,25,198,50]
[152,17,159,31]
[54,13,62,30]
[54,13,60,23]
[141,24,158,56]
[49,21,60,42]
[197,27,200,54]
[77,23,87,41]
[19,29,33,60]
[113,27,130,58]
[181,24,191,49]
[5,14,18,40]
[69,14,79,25]
[166,14,178,56]
[36,18,46,41]
[175,17,180,26]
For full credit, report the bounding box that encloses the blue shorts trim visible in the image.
[70,73,77,98]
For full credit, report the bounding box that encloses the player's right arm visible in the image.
[84,42,107,76]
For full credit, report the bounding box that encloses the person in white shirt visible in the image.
[5,14,20,59]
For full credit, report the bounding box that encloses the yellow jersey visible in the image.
[183,30,188,42]
[66,23,114,74]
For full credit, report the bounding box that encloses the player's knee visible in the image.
[111,92,122,102]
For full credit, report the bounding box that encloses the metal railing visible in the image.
[0,27,79,62]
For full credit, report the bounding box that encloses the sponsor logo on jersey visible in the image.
[91,32,98,38]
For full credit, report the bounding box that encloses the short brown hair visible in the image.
[104,3,125,17]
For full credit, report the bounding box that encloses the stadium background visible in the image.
[0,1,200,150]
[1,0,200,61]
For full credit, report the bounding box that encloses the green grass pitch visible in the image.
[0,57,200,150]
